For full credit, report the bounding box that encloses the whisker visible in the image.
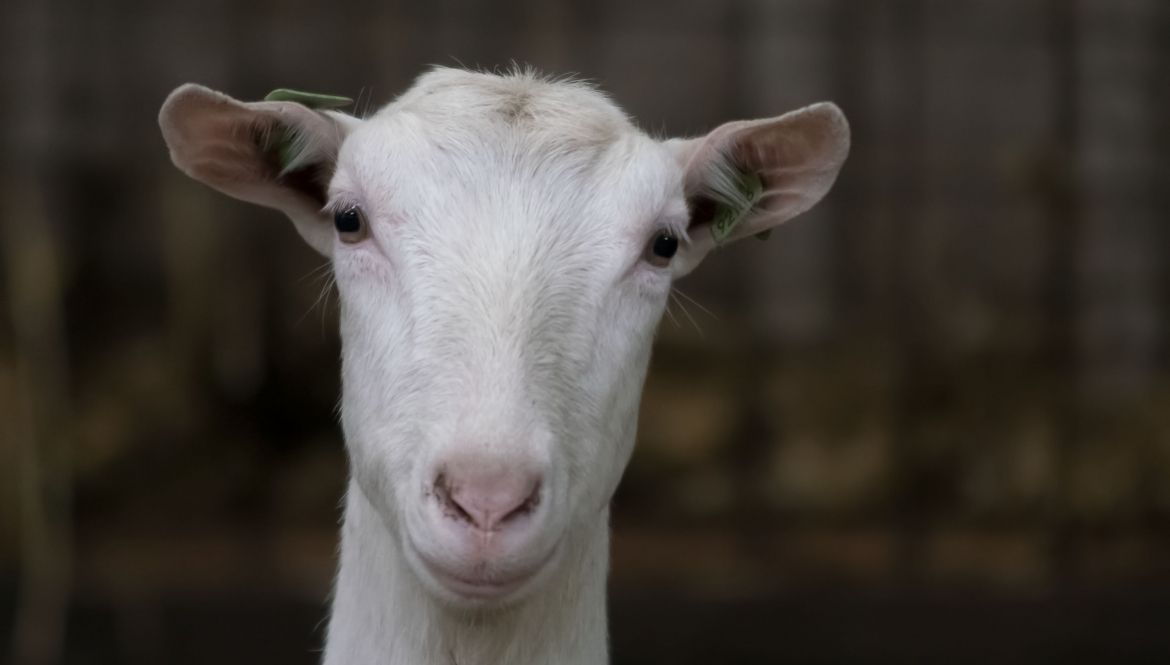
[663,295,681,328]
[669,290,703,337]
[671,287,716,320]
[320,271,337,334]
[297,260,335,285]
[297,266,338,328]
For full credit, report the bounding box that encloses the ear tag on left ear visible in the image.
[265,88,354,110]
[711,171,764,245]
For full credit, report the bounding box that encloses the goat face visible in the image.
[159,68,849,607]
[332,75,684,605]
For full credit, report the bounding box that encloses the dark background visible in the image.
[3,0,1170,663]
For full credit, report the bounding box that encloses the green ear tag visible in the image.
[255,123,300,173]
[275,129,298,171]
[265,88,354,110]
[710,171,765,245]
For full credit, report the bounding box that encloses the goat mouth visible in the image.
[419,549,558,601]
[430,568,535,598]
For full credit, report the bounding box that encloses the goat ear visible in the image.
[666,102,850,277]
[159,84,361,257]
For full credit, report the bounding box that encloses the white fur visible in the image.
[325,70,677,664]
[158,67,849,665]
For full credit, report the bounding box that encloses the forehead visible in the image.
[387,68,636,147]
[331,69,680,224]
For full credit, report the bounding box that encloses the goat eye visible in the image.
[645,233,679,268]
[334,206,368,243]
[653,235,679,258]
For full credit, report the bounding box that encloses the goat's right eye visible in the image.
[643,232,679,268]
[334,206,368,243]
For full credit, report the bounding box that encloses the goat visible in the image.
[159,67,849,665]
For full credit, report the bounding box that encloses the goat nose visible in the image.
[434,464,542,532]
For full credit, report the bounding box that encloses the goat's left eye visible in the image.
[644,232,679,268]
[334,206,368,243]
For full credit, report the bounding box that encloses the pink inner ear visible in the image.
[723,105,850,229]
[163,87,336,214]
[251,120,332,208]
[736,116,845,205]
[670,102,849,260]
[159,83,355,257]
[183,116,269,188]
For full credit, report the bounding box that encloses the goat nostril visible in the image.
[433,473,475,526]
[432,469,542,532]
[500,481,541,525]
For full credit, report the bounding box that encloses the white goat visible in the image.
[159,68,849,665]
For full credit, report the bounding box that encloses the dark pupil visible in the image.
[653,234,679,258]
[334,209,361,233]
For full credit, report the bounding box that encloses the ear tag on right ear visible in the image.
[711,171,764,245]
[265,88,353,110]
[256,123,306,174]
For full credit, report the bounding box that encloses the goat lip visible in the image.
[431,568,535,598]
[419,559,542,600]
[418,549,557,601]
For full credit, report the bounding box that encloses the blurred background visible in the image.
[3,0,1170,663]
